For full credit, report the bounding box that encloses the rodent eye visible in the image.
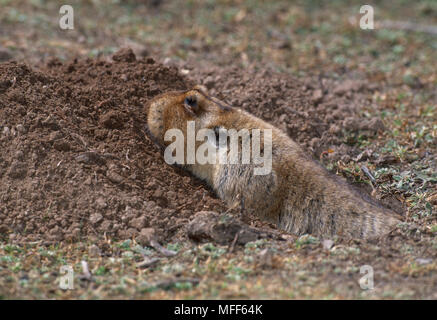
[184,96,197,108]
[183,96,198,116]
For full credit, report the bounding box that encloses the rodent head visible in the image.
[146,85,232,146]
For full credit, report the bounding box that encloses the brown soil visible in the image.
[0,48,391,244]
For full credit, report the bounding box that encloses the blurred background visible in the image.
[1,0,436,82]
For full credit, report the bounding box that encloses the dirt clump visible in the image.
[186,211,279,246]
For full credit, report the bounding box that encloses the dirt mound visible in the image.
[0,49,385,243]
[0,50,228,243]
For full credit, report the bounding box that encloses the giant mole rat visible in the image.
[146,85,401,239]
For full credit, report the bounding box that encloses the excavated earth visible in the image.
[0,48,393,244]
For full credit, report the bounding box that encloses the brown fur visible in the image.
[146,85,402,239]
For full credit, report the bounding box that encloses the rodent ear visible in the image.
[183,95,198,116]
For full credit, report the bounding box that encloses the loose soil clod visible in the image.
[186,211,278,246]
